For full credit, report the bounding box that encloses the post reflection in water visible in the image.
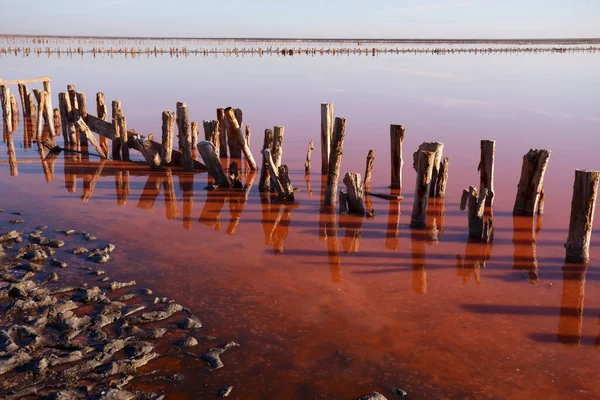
[456,240,493,285]
[81,160,105,202]
[322,206,342,283]
[115,169,131,206]
[385,189,401,250]
[227,170,255,235]
[339,213,363,254]
[557,263,588,346]
[199,175,226,231]
[410,228,427,294]
[162,168,178,219]
[512,215,541,283]
[137,173,163,211]
[23,116,35,149]
[304,172,312,199]
[179,173,194,231]
[63,147,77,193]
[6,132,17,177]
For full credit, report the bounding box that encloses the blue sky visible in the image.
[1,0,598,38]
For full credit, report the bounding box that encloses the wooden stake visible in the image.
[161,110,175,165]
[390,125,405,189]
[10,92,19,130]
[74,117,108,159]
[175,101,185,150]
[216,108,227,157]
[262,148,289,200]
[1,85,13,132]
[197,141,230,187]
[513,149,551,216]
[565,170,600,263]
[436,156,449,198]
[245,125,251,148]
[224,107,257,170]
[53,108,60,134]
[324,117,347,206]
[259,129,275,191]
[321,103,334,175]
[35,90,47,139]
[410,150,435,228]
[339,190,349,215]
[272,125,284,168]
[112,100,122,159]
[202,120,220,157]
[364,149,375,187]
[27,93,36,123]
[460,186,493,242]
[191,121,199,149]
[96,92,109,155]
[343,172,365,215]
[225,107,242,158]
[413,142,443,197]
[76,92,87,119]
[58,92,72,144]
[118,110,130,161]
[305,140,315,173]
[17,83,30,117]
[177,103,193,171]
[478,140,495,206]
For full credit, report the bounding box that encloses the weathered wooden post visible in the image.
[216,108,227,157]
[245,125,251,148]
[259,129,275,191]
[131,134,161,169]
[390,125,405,189]
[565,170,600,263]
[111,100,122,159]
[364,149,375,187]
[197,141,231,187]
[191,121,199,149]
[118,110,130,161]
[413,142,443,197]
[324,117,347,206]
[479,140,495,206]
[304,140,315,173]
[17,83,30,117]
[224,107,242,158]
[74,117,108,159]
[35,90,47,139]
[343,172,365,215]
[321,103,334,175]
[202,120,220,157]
[175,101,185,150]
[1,85,13,132]
[272,126,284,167]
[224,107,257,170]
[96,92,109,155]
[9,92,19,130]
[177,103,194,171]
[161,110,174,165]
[460,186,493,242]
[262,148,294,201]
[58,92,71,144]
[513,149,551,216]
[53,108,60,134]
[410,150,435,228]
[27,93,36,122]
[435,156,449,198]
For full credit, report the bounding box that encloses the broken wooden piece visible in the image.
[410,150,435,228]
[565,170,599,263]
[305,140,315,173]
[478,140,495,206]
[131,135,162,169]
[224,107,257,170]
[343,172,365,215]
[513,149,551,216]
[460,186,493,242]
[364,149,375,187]
[197,141,231,187]
[436,156,449,198]
[74,118,107,159]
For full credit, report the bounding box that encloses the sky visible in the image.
[1,0,599,39]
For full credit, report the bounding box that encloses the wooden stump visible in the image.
[272,125,284,168]
[435,156,449,198]
[410,150,435,228]
[111,101,122,159]
[17,83,30,117]
[478,140,495,206]
[35,90,47,139]
[1,85,13,133]
[177,103,194,171]
[53,108,60,134]
[304,140,315,173]
[412,141,443,197]
[161,110,175,165]
[339,190,349,215]
[343,172,365,215]
[76,92,87,119]
[191,121,199,149]
[216,108,227,157]
[321,103,334,175]
[263,148,286,198]
[175,101,185,150]
[565,170,600,263]
[513,149,551,216]
[245,125,251,147]
[27,93,36,123]
[117,110,130,161]
[324,117,347,206]
[197,141,231,187]
[460,186,493,242]
[364,149,375,187]
[390,125,405,189]
[202,120,220,158]
[10,92,19,130]
[224,107,257,170]
[259,129,275,191]
[224,107,242,158]
[58,92,73,144]
[96,92,109,155]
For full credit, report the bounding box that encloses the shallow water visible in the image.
[1,39,600,399]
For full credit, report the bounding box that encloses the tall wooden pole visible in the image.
[324,117,347,206]
[321,103,334,175]
[390,125,405,189]
[479,140,495,207]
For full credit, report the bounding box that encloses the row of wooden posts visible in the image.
[0,80,598,264]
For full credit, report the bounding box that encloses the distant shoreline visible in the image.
[1,33,600,45]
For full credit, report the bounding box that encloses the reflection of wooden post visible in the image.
[137,174,163,211]
[411,229,427,294]
[7,133,17,176]
[558,263,587,345]
[565,170,600,263]
[64,152,76,193]
[180,174,194,231]
[321,207,342,283]
[479,140,495,206]
[96,93,109,155]
[199,179,227,231]
[81,160,106,203]
[385,189,401,250]
[410,150,434,228]
[226,172,256,235]
[390,125,404,189]
[259,129,274,191]
[324,117,346,206]
[512,215,539,283]
[271,204,293,254]
[163,169,178,220]
[321,103,333,175]
[115,170,130,206]
[216,108,227,157]
[340,214,363,254]
[513,149,551,216]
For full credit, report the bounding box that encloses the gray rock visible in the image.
[180,336,198,347]
[0,230,21,243]
[9,218,24,224]
[392,389,408,398]
[359,393,388,400]
[40,238,65,248]
[109,281,136,291]
[179,316,202,329]
[24,249,48,262]
[50,258,68,268]
[73,247,89,255]
[201,341,240,369]
[142,288,153,296]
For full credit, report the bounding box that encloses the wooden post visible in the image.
[259,129,274,191]
[53,108,60,134]
[245,125,251,148]
[96,92,109,155]
[278,165,295,201]
[225,107,242,158]
[74,117,108,159]
[460,186,493,242]
[112,101,122,159]
[513,149,551,216]
[390,125,405,189]
[272,125,284,168]
[131,135,162,169]
[118,110,130,161]
[58,92,72,144]
[304,140,315,173]
[364,149,375,187]
[197,141,231,187]
[191,121,199,149]
[436,156,449,198]
[27,93,36,123]
[321,103,334,175]
[17,83,30,117]
[410,150,435,228]
[202,120,220,157]
[343,172,365,215]
[479,140,495,206]
[339,190,349,215]
[178,103,194,171]
[10,93,19,129]
[224,107,257,170]
[216,108,227,157]
[76,92,87,119]
[161,110,175,165]
[565,170,600,263]
[175,101,185,150]
[1,85,13,132]
[324,117,347,206]
[35,90,47,139]
[413,142,443,197]
[262,148,288,199]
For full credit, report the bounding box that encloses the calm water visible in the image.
[1,39,600,399]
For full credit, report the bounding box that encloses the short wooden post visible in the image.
[189,121,198,150]
[262,148,291,200]
[197,141,231,187]
[259,129,275,191]
[161,110,175,165]
[565,170,600,263]
[224,107,257,170]
[364,149,375,187]
[76,92,87,119]
[175,101,185,150]
[413,142,443,197]
[390,125,405,189]
[436,156,449,198]
[225,107,242,158]
[216,108,227,157]
[304,140,315,173]
[339,190,349,215]
[343,172,365,215]
[324,117,347,206]
[177,103,193,171]
[131,135,161,169]
[96,92,109,155]
[513,149,551,216]
[202,120,220,157]
[479,140,495,206]
[460,186,493,242]
[1,85,13,132]
[112,100,122,159]
[118,110,130,161]
[27,93,36,122]
[410,150,435,228]
[321,103,334,175]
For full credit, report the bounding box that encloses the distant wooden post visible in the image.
[390,125,405,189]
[111,100,122,159]
[513,149,551,216]
[479,140,495,206]
[436,156,449,198]
[321,103,334,175]
[177,103,194,171]
[305,140,315,173]
[324,117,347,206]
[259,129,275,191]
[216,108,227,157]
[364,149,375,187]
[343,172,365,215]
[1,85,13,132]
[224,107,257,170]
[10,93,19,129]
[197,141,231,187]
[161,110,175,165]
[460,186,493,242]
[565,170,600,263]
[96,92,109,155]
[410,150,435,228]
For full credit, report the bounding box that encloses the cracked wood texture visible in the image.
[565,169,600,263]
